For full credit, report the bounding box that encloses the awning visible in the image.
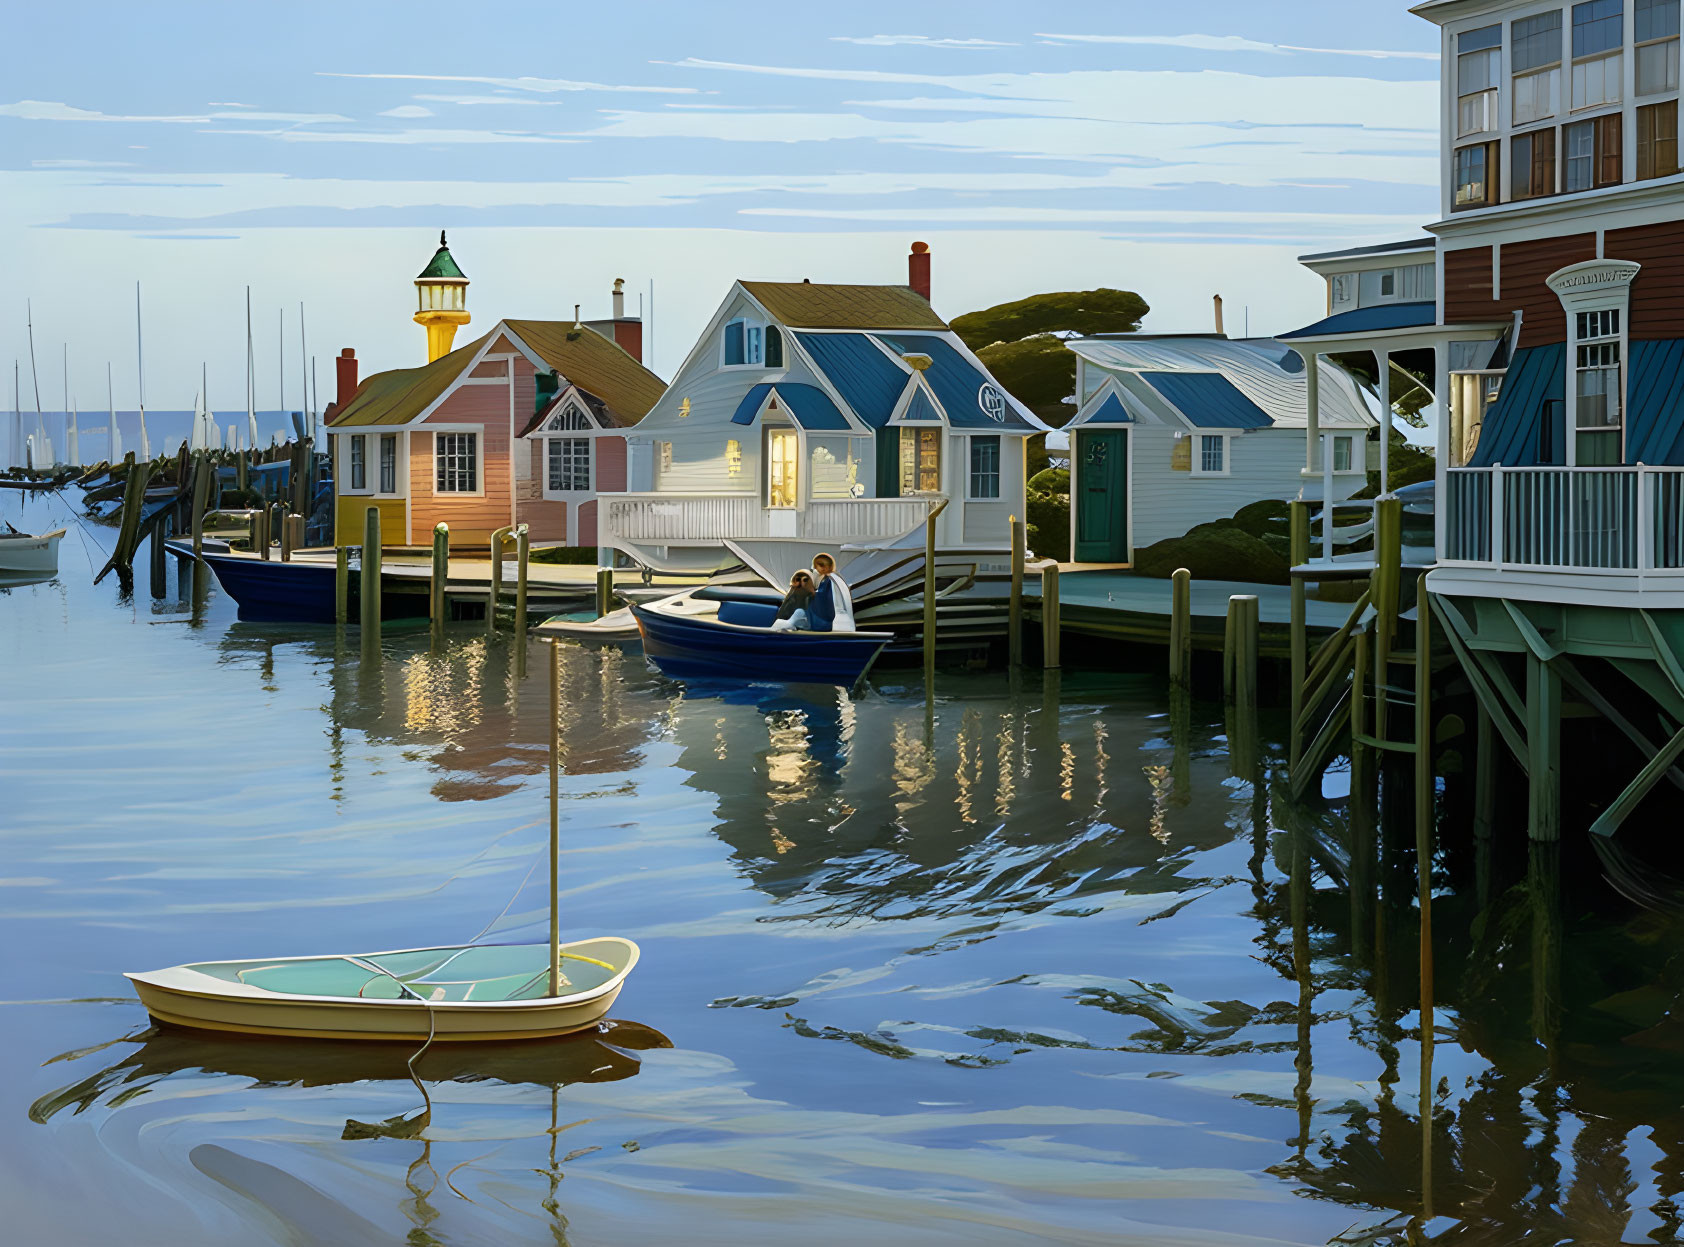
[1279,301,1438,340]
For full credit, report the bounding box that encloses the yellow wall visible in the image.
[334,497,408,547]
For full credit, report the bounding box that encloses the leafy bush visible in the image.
[529,545,600,565]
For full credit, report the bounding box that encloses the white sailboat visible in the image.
[245,287,260,451]
[63,346,80,468]
[107,364,122,462]
[126,643,640,1041]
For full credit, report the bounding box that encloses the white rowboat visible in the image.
[0,527,64,574]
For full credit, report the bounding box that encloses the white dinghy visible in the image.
[0,523,64,574]
[127,642,640,1042]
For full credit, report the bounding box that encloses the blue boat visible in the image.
[184,545,424,625]
[630,596,890,686]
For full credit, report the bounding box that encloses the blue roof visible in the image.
[901,384,942,423]
[1137,371,1272,429]
[729,381,851,431]
[875,333,1034,431]
[792,333,907,428]
[1082,392,1133,425]
[1279,301,1438,340]
[1468,344,1565,466]
[1627,340,1684,466]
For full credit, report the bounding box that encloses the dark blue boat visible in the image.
[630,599,890,686]
[190,547,424,624]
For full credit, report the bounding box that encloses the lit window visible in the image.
[379,434,397,493]
[435,432,477,493]
[969,436,1000,499]
[1639,99,1681,177]
[1198,435,1226,474]
[900,427,942,494]
[547,438,591,492]
[766,429,799,507]
[349,434,366,491]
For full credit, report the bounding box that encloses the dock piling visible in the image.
[487,524,513,634]
[148,513,169,599]
[923,504,941,675]
[335,546,349,625]
[360,506,382,660]
[1041,563,1061,669]
[1169,568,1192,686]
[595,567,614,619]
[515,525,530,643]
[1225,594,1259,712]
[429,523,449,639]
[1288,500,1311,768]
[1009,516,1025,668]
[255,507,270,561]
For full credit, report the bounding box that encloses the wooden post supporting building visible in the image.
[1225,594,1259,712]
[1041,563,1061,669]
[1009,516,1025,668]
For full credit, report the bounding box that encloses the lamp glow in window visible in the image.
[726,439,742,476]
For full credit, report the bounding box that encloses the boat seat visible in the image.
[717,601,780,629]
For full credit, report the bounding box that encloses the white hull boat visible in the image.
[0,527,64,574]
[128,938,639,1042]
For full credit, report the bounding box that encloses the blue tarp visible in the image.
[1626,340,1684,466]
[1469,344,1565,466]
[1082,392,1134,425]
[1279,301,1438,340]
[729,381,852,430]
[792,333,908,428]
[1137,371,1272,429]
[875,333,1036,431]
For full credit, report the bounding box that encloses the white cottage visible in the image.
[602,248,1050,580]
[1062,335,1379,562]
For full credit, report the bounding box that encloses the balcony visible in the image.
[599,492,941,548]
[1444,466,1684,575]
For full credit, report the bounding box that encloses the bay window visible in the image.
[435,432,478,493]
[1459,25,1502,135]
[1513,12,1564,124]
[1639,99,1681,176]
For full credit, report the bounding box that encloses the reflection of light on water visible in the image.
[1145,764,1172,843]
[401,639,488,734]
[713,716,728,760]
[766,709,812,856]
[1094,720,1109,813]
[955,708,980,825]
[892,718,935,814]
[995,720,1016,821]
[1060,741,1075,802]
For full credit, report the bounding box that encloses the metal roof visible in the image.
[1468,344,1565,467]
[900,385,942,423]
[1624,340,1684,465]
[1084,392,1134,425]
[1297,238,1435,263]
[416,232,467,281]
[1279,301,1439,340]
[729,382,852,431]
[741,281,946,331]
[792,333,909,428]
[876,333,1038,431]
[1138,372,1273,429]
[1065,336,1375,430]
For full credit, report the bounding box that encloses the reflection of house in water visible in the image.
[662,675,1251,919]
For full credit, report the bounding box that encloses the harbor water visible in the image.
[6,491,1684,1246]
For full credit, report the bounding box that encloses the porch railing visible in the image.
[600,492,939,546]
[1443,465,1684,572]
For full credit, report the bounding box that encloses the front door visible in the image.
[1074,429,1128,563]
[766,428,800,508]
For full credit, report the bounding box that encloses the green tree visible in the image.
[952,289,1150,352]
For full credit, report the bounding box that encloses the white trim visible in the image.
[887,373,947,426]
[431,429,485,499]
[1553,258,1638,466]
[962,432,1005,502]
[1189,431,1233,477]
[539,433,596,500]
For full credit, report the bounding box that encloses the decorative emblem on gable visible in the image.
[679,397,692,419]
[1546,259,1641,296]
[979,383,1006,423]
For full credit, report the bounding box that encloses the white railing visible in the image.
[600,492,938,546]
[1443,465,1684,573]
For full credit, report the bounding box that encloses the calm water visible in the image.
[5,491,1684,1246]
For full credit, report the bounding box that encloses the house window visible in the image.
[435,432,478,493]
[1196,434,1227,475]
[1639,99,1682,176]
[547,438,591,492]
[1575,308,1623,464]
[1454,141,1498,207]
[723,320,745,366]
[724,319,765,367]
[1513,12,1564,124]
[1458,25,1502,135]
[1333,435,1355,473]
[765,325,784,368]
[378,434,397,494]
[549,403,590,431]
[1637,0,1682,92]
[349,434,366,491]
[766,428,799,508]
[1572,0,1625,110]
[969,436,1001,499]
[1565,114,1623,189]
[745,324,763,365]
[899,426,942,494]
[1513,127,1558,198]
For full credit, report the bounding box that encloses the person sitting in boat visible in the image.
[807,553,856,634]
[771,569,816,632]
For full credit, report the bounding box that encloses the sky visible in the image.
[0,0,1444,419]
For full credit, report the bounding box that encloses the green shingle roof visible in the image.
[416,232,467,281]
[740,281,946,331]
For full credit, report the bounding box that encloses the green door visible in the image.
[1074,429,1128,563]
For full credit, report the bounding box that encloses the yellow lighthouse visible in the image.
[414,231,470,362]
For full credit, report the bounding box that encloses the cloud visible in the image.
[31,158,134,168]
[0,99,208,123]
[207,111,351,124]
[319,72,698,95]
[830,35,1015,49]
[1034,32,1438,61]
[207,101,255,108]
[211,126,580,145]
[378,104,434,118]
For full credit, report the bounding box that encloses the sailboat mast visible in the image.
[298,301,308,440]
[548,640,561,997]
[278,309,285,421]
[136,282,150,462]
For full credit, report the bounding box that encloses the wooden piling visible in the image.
[255,507,271,561]
[149,513,169,598]
[923,504,940,674]
[360,506,382,656]
[1009,515,1025,668]
[1372,496,1403,733]
[487,524,512,634]
[430,523,449,638]
[280,513,296,562]
[515,525,530,642]
[94,453,146,585]
[1288,500,1311,768]
[1225,594,1259,712]
[335,545,349,625]
[1041,562,1061,669]
[190,452,211,560]
[1414,591,1435,1217]
[596,567,614,619]
[236,448,248,493]
[286,514,305,557]
[1170,568,1192,686]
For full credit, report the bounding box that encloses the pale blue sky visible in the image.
[1,1,1443,417]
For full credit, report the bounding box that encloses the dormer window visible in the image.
[723,318,767,367]
[766,325,784,368]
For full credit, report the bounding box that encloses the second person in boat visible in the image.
[807,553,856,633]
[771,568,816,632]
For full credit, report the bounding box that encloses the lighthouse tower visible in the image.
[414,231,470,362]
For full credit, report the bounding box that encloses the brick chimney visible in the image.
[909,240,931,302]
[1213,294,1225,336]
[336,348,358,407]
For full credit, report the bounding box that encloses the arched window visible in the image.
[766,325,784,368]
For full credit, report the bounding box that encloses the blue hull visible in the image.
[631,604,889,686]
[199,551,426,625]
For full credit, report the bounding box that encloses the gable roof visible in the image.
[730,382,852,431]
[792,333,908,428]
[742,281,946,331]
[328,320,664,429]
[1083,392,1134,425]
[877,332,1036,431]
[1138,372,1273,429]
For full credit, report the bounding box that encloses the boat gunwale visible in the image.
[632,598,892,643]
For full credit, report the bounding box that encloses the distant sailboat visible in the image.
[135,283,152,463]
[62,345,80,468]
[245,288,259,451]
[107,363,122,462]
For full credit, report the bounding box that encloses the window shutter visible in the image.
[875,426,900,497]
[1535,127,1557,195]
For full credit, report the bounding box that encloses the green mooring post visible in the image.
[1170,568,1192,686]
[360,506,382,658]
[487,524,513,634]
[430,523,449,638]
[1009,515,1025,668]
[1224,594,1259,712]
[596,567,614,619]
[335,545,349,625]
[1288,500,1311,769]
[515,526,530,642]
[1041,562,1061,669]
